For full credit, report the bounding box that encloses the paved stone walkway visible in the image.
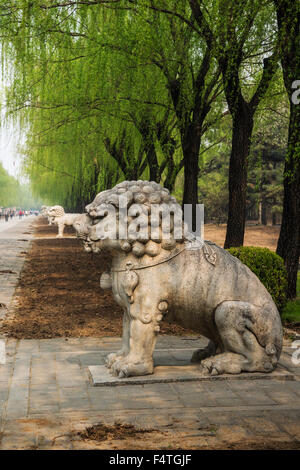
[0,336,299,449]
[0,218,299,449]
[0,216,35,314]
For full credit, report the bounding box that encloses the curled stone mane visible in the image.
[85,180,190,259]
[48,205,65,217]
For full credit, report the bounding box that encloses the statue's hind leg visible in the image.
[201,301,277,376]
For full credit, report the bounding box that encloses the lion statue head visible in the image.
[40,205,51,216]
[84,180,195,257]
[47,205,65,218]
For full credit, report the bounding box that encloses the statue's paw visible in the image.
[200,358,222,376]
[56,234,63,238]
[111,358,154,378]
[118,365,130,378]
[110,358,125,376]
[200,353,242,375]
[106,352,123,368]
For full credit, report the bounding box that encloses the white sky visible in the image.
[0,63,24,179]
[0,86,25,180]
[0,121,22,178]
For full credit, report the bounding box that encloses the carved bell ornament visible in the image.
[100,272,112,290]
[123,262,139,304]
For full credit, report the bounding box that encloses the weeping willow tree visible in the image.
[1,0,297,297]
[0,1,228,212]
[0,2,184,210]
[1,2,281,209]
[0,1,292,246]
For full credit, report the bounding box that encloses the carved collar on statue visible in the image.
[110,239,217,274]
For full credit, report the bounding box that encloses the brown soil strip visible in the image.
[72,422,300,449]
[76,423,155,442]
[205,223,280,251]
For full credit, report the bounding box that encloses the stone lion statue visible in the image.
[40,205,54,225]
[47,205,82,238]
[82,180,282,378]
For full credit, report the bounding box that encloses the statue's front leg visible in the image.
[106,309,130,368]
[108,269,166,378]
[110,315,158,378]
[56,223,64,238]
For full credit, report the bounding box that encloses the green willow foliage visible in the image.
[2,2,180,209]
[0,162,18,206]
[0,0,282,211]
[0,162,41,208]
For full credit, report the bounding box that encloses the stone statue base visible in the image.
[88,362,292,387]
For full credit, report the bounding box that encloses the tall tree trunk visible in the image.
[275,0,300,298]
[276,105,300,298]
[147,145,160,182]
[261,198,268,225]
[182,125,202,231]
[182,121,202,207]
[258,201,262,225]
[224,106,253,248]
[190,0,279,246]
[182,141,200,207]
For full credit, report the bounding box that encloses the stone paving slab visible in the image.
[88,363,294,387]
[0,216,35,311]
[0,339,299,448]
[0,335,298,449]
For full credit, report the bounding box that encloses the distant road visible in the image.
[0,215,36,237]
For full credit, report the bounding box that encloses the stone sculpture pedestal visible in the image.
[88,353,293,387]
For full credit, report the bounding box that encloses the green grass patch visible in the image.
[282,272,300,323]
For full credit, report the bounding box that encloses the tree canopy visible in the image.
[0,0,298,296]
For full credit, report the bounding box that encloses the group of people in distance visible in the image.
[0,207,39,222]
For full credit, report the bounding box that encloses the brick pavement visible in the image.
[0,216,35,315]
[0,336,298,449]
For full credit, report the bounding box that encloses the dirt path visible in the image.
[204,223,280,251]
